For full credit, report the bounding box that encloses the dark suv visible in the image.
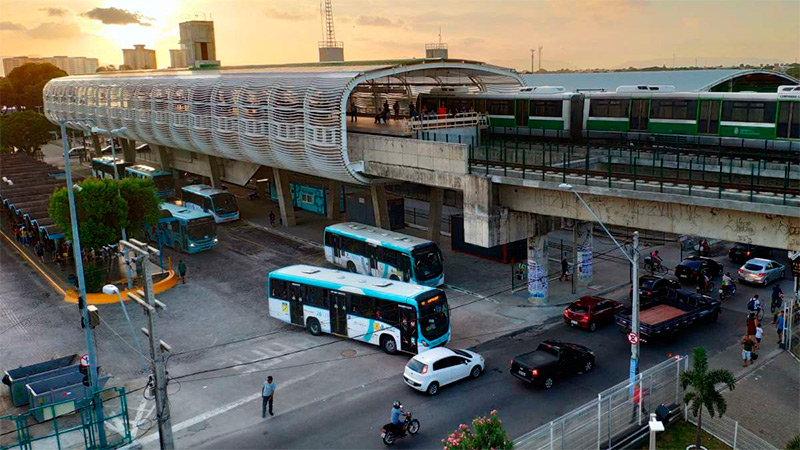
[630,275,681,304]
[674,256,723,283]
[728,243,771,264]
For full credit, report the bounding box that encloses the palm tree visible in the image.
[680,347,736,450]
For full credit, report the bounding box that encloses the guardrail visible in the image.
[404,112,486,132]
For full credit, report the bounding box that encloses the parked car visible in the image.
[68,146,86,158]
[674,256,723,283]
[630,275,681,304]
[403,347,484,395]
[737,258,785,286]
[728,243,771,264]
[510,341,595,389]
[564,296,624,332]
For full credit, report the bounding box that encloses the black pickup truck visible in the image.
[509,341,595,389]
[615,289,721,342]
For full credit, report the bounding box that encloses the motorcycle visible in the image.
[718,282,736,300]
[696,280,714,295]
[643,256,667,274]
[381,412,420,446]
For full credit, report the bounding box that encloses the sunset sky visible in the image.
[1,0,798,74]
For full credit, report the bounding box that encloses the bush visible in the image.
[442,410,513,450]
[83,263,104,293]
[786,434,800,450]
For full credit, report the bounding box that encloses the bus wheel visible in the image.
[390,275,400,281]
[306,318,322,336]
[381,335,398,354]
[346,261,357,273]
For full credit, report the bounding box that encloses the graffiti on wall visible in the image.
[575,221,593,282]
[527,236,548,299]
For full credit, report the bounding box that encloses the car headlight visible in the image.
[189,243,196,248]
[213,238,219,243]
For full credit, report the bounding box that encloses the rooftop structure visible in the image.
[522,69,798,93]
[179,20,219,68]
[42,59,524,185]
[122,45,157,70]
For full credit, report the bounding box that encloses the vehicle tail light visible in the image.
[738,268,745,274]
[421,365,428,374]
[647,291,652,296]
[758,273,765,277]
[509,359,514,368]
[583,315,589,320]
[532,369,538,377]
[746,251,751,256]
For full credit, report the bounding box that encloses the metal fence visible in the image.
[515,356,688,450]
[1,387,131,450]
[685,406,777,450]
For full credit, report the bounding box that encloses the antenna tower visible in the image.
[318,0,344,61]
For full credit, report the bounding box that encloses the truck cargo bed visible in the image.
[639,304,687,326]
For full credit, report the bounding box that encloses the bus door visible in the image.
[515,100,529,127]
[329,291,348,335]
[698,100,720,135]
[368,244,378,276]
[398,305,418,353]
[330,234,342,261]
[630,99,649,131]
[288,283,305,326]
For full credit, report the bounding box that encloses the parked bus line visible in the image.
[181,184,240,223]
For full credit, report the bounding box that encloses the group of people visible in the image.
[13,223,48,263]
[347,97,476,124]
[741,286,788,367]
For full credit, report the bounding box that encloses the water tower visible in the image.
[318,0,344,62]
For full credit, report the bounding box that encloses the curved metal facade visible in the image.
[43,61,524,184]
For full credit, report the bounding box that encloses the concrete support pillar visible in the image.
[156,145,173,170]
[273,168,296,227]
[121,139,136,163]
[207,155,223,189]
[91,134,103,157]
[574,221,594,288]
[326,180,342,220]
[527,234,549,302]
[428,187,443,242]
[370,185,390,229]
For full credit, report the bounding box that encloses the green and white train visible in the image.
[417,85,800,150]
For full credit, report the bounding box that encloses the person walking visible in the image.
[746,313,757,339]
[559,258,570,282]
[393,101,400,120]
[754,324,763,351]
[350,97,358,123]
[269,211,276,227]
[262,375,275,418]
[630,384,646,423]
[177,259,187,284]
[741,335,755,367]
[34,241,45,263]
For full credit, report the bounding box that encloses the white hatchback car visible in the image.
[403,347,484,395]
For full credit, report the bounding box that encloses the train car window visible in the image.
[530,100,563,117]
[590,99,628,118]
[722,101,776,124]
[651,100,697,120]
[487,99,513,115]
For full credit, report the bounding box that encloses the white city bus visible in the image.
[323,222,444,287]
[268,265,451,354]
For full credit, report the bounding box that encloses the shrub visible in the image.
[442,410,513,450]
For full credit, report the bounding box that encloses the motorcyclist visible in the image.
[698,273,711,293]
[771,284,784,310]
[650,250,663,270]
[721,272,734,295]
[390,401,406,434]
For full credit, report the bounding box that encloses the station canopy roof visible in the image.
[44,59,524,185]
[522,69,798,93]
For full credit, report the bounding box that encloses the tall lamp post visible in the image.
[91,126,134,288]
[57,119,107,446]
[559,183,640,385]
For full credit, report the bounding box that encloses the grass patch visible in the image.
[635,419,730,450]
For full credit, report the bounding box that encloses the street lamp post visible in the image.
[102,284,149,371]
[559,183,640,385]
[91,126,133,288]
[57,119,107,446]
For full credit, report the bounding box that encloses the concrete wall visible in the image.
[347,133,468,190]
[166,148,260,186]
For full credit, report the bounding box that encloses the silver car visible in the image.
[737,258,785,286]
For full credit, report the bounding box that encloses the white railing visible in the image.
[404,112,487,132]
[685,407,777,450]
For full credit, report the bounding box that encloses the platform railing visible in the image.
[404,112,486,132]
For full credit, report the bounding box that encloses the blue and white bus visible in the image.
[91,156,131,180]
[144,202,218,253]
[125,164,173,199]
[268,265,450,354]
[323,222,444,287]
[180,184,240,223]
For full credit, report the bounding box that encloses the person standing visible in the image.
[262,376,275,418]
[560,258,570,282]
[34,241,45,263]
[776,310,785,345]
[741,335,754,367]
[393,101,400,120]
[269,211,276,227]
[746,313,757,340]
[630,384,646,423]
[177,259,187,284]
[350,97,358,123]
[754,324,763,351]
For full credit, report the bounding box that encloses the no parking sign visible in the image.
[627,332,639,345]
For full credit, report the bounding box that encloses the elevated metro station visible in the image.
[43,60,800,302]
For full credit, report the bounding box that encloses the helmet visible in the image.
[393,401,402,409]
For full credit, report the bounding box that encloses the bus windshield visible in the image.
[417,291,449,341]
[211,193,237,214]
[187,217,216,240]
[153,175,172,190]
[412,244,443,281]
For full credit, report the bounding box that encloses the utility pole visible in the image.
[538,46,543,71]
[630,231,640,387]
[530,49,535,73]
[58,120,107,447]
[123,239,174,449]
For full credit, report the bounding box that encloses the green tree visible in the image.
[0,111,57,155]
[0,77,16,107]
[787,64,800,80]
[119,177,162,231]
[6,62,67,110]
[443,410,513,450]
[681,347,736,450]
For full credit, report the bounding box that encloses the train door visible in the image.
[570,95,584,139]
[697,100,721,135]
[776,101,799,139]
[629,99,649,131]
[515,100,529,127]
[288,283,305,326]
[329,291,348,335]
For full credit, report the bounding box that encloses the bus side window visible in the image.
[400,255,412,281]
[350,294,374,317]
[377,299,398,324]
[270,279,288,300]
